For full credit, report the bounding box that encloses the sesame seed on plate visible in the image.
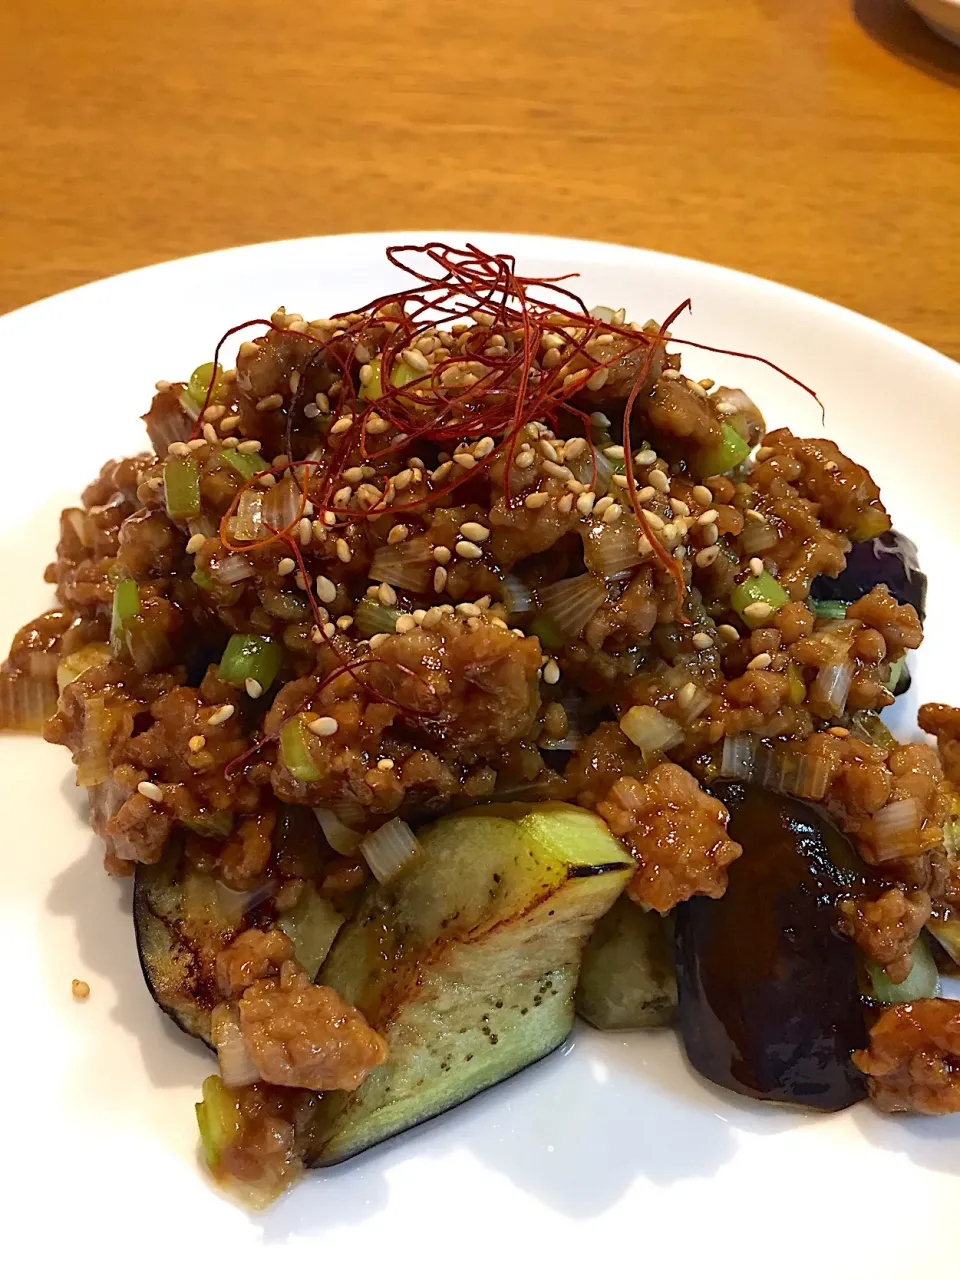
[524,492,550,509]
[137,780,164,802]
[207,704,235,727]
[455,540,483,560]
[460,521,490,543]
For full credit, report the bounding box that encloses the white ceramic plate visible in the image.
[2,234,959,1279]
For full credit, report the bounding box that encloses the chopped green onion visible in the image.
[885,655,906,693]
[849,711,897,750]
[786,661,806,707]
[164,454,202,520]
[110,578,140,654]
[866,935,939,1005]
[811,599,849,620]
[192,567,213,591]
[359,355,425,402]
[221,447,265,482]
[730,571,789,625]
[217,634,283,691]
[195,1074,241,1170]
[183,362,224,414]
[692,422,751,478]
[280,715,322,782]
[182,809,234,840]
[354,598,401,639]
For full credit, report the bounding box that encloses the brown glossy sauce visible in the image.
[675,782,869,1110]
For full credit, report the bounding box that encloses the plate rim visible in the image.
[2,230,957,382]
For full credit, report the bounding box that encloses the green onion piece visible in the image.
[885,655,906,693]
[530,615,565,649]
[182,809,235,840]
[110,578,141,654]
[192,567,213,591]
[164,454,202,520]
[195,1074,241,1170]
[866,935,939,1005]
[279,715,322,782]
[730,571,789,625]
[183,362,224,414]
[277,887,343,980]
[811,599,849,620]
[359,355,425,402]
[786,661,806,707]
[354,598,401,639]
[221,447,265,482]
[217,634,283,690]
[692,422,751,478]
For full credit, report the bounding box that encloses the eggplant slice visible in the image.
[134,847,229,1049]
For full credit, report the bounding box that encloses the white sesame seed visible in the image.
[692,632,714,650]
[634,449,658,466]
[188,735,206,753]
[743,602,775,623]
[525,492,550,509]
[331,416,353,436]
[277,557,296,576]
[236,439,263,454]
[322,622,336,638]
[395,614,417,633]
[675,682,697,709]
[670,498,691,517]
[703,523,719,545]
[594,495,614,516]
[558,493,574,514]
[602,503,623,524]
[336,538,352,564]
[434,566,448,592]
[749,557,765,577]
[456,602,481,618]
[644,511,665,531]
[376,758,396,771]
[747,653,773,670]
[315,575,337,604]
[539,440,559,463]
[692,485,713,506]
[543,460,572,481]
[756,446,774,461]
[387,524,409,545]
[455,540,483,560]
[336,615,353,631]
[185,533,206,555]
[307,716,339,737]
[202,422,219,446]
[432,545,452,565]
[453,452,477,471]
[543,659,561,685]
[303,403,320,419]
[460,521,490,543]
[207,704,235,727]
[697,509,719,526]
[648,469,670,494]
[167,441,190,457]
[576,492,596,516]
[137,781,164,802]
[745,509,766,524]
[636,485,655,504]
[603,445,626,460]
[718,624,741,642]
[256,394,283,412]
[378,583,398,607]
[186,437,206,453]
[245,677,263,699]
[298,517,312,546]
[695,546,720,568]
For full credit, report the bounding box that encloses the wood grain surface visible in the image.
[1,0,958,356]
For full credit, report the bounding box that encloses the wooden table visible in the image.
[1,0,958,357]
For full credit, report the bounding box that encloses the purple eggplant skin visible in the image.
[810,530,926,622]
[675,783,870,1111]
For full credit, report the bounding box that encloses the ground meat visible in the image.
[785,732,946,869]
[838,888,931,983]
[853,999,960,1114]
[918,703,960,790]
[239,960,387,1091]
[597,763,742,913]
[217,1080,318,1199]
[565,722,646,809]
[761,429,889,543]
[216,928,294,998]
[847,585,923,656]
